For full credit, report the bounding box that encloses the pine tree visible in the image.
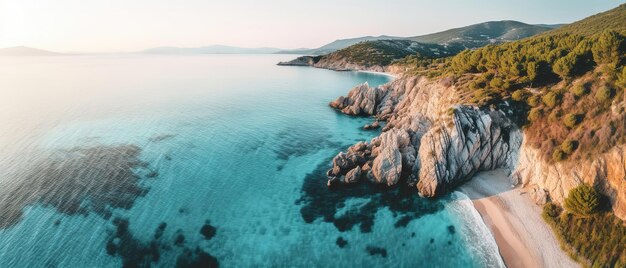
[564,184,602,216]
[591,30,625,67]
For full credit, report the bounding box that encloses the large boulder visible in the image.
[416,107,521,197]
[344,166,362,184]
[329,82,379,116]
[371,147,402,186]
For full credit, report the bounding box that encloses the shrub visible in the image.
[595,86,614,102]
[527,95,541,107]
[561,139,578,154]
[489,77,504,89]
[527,108,543,122]
[553,54,576,78]
[564,184,602,216]
[511,89,531,102]
[617,67,626,89]
[562,113,581,128]
[570,84,589,97]
[591,30,625,67]
[552,149,567,161]
[542,202,561,222]
[542,92,560,107]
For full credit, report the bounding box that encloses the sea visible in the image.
[0,54,503,267]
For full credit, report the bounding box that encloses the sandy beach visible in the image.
[460,169,579,268]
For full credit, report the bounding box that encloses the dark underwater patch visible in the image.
[175,248,219,268]
[272,126,342,162]
[365,246,387,258]
[296,156,444,233]
[336,237,348,248]
[105,218,220,268]
[0,144,154,229]
[149,134,177,143]
[200,221,217,240]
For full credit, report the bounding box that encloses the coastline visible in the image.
[356,70,398,79]
[460,169,579,268]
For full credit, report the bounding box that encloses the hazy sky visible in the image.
[0,0,622,53]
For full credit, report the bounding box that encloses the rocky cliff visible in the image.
[514,143,626,219]
[277,56,321,66]
[326,76,626,220]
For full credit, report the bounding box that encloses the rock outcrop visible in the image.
[329,82,380,116]
[363,121,380,130]
[327,75,626,219]
[416,107,521,197]
[277,56,320,66]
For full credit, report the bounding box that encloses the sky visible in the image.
[0,0,623,53]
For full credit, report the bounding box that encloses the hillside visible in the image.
[409,20,556,48]
[0,46,61,56]
[315,40,460,69]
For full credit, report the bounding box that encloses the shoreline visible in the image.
[356,69,398,79]
[460,169,579,268]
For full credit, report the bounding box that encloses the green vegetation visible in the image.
[594,86,614,102]
[562,113,581,128]
[564,184,602,216]
[617,67,626,88]
[561,139,578,154]
[571,84,589,97]
[321,40,455,67]
[542,92,560,107]
[592,30,626,67]
[543,202,626,267]
[552,149,567,161]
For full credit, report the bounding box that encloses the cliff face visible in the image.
[327,76,626,220]
[514,143,626,219]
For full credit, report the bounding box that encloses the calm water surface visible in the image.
[0,55,503,267]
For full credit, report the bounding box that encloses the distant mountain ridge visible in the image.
[407,20,556,48]
[0,46,61,56]
[279,21,562,55]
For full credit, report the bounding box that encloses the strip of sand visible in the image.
[459,169,579,268]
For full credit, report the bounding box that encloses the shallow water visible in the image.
[0,54,503,267]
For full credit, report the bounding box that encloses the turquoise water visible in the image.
[0,55,502,267]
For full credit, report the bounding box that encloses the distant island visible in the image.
[0,46,62,56]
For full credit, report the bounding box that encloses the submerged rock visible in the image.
[200,221,217,240]
[365,246,388,258]
[363,121,380,130]
[336,237,348,248]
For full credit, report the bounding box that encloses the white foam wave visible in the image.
[447,191,505,268]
